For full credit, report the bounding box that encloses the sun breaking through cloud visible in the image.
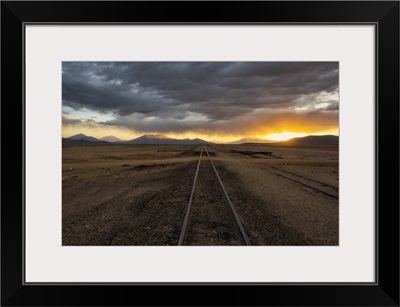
[62,62,339,142]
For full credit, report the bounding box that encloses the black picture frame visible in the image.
[1,1,399,306]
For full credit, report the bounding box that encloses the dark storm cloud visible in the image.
[62,115,82,125]
[62,62,338,131]
[62,115,97,126]
[322,101,339,111]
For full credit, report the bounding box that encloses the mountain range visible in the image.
[228,137,273,145]
[62,133,109,144]
[123,134,211,145]
[62,133,338,145]
[99,135,124,142]
[282,135,338,145]
[62,133,211,145]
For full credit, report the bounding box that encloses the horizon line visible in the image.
[62,132,339,144]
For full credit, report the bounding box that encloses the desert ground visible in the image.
[62,143,338,246]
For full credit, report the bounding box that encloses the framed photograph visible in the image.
[1,1,399,306]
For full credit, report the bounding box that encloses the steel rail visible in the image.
[265,167,338,199]
[227,147,338,191]
[204,147,252,246]
[178,147,203,245]
[265,164,338,190]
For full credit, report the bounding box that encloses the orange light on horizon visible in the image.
[261,132,308,141]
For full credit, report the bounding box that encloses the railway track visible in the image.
[263,164,339,199]
[178,146,251,246]
[213,144,338,199]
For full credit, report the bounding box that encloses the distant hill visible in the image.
[283,135,339,145]
[124,134,171,144]
[190,138,210,144]
[63,133,212,145]
[62,133,109,144]
[124,134,211,145]
[100,135,124,142]
[229,137,273,145]
[68,133,99,142]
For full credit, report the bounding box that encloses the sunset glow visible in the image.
[62,62,339,143]
[262,132,308,142]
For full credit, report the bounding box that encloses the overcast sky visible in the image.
[62,62,339,142]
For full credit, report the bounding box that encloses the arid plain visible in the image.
[62,143,338,246]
